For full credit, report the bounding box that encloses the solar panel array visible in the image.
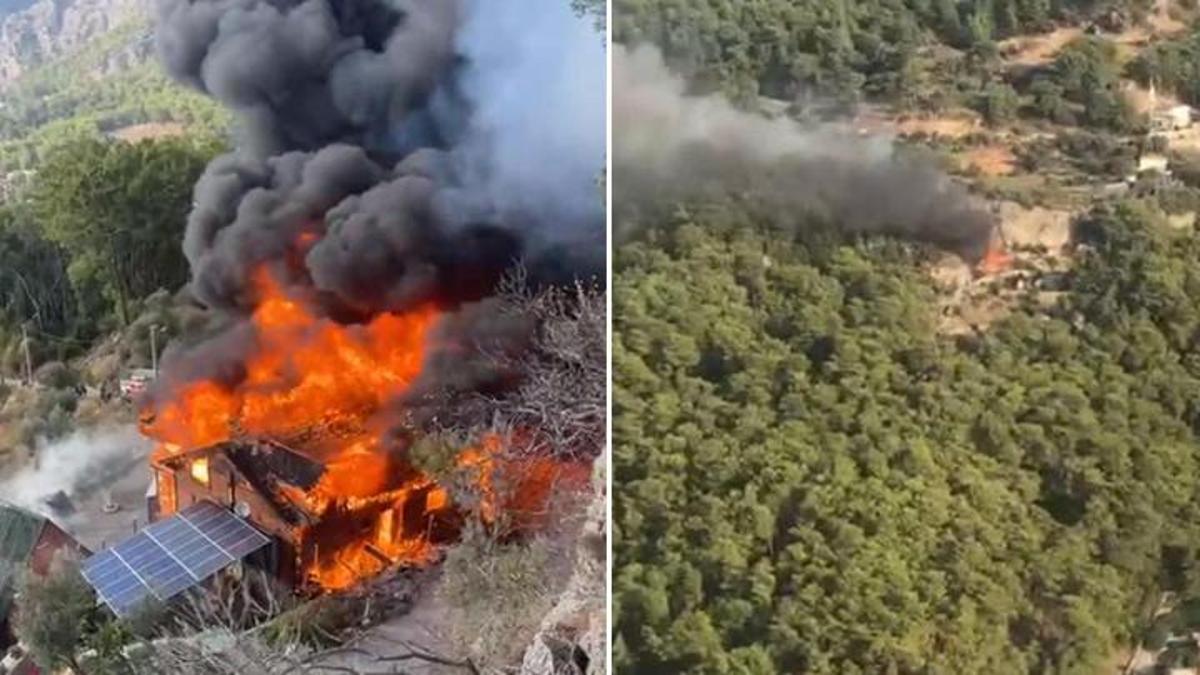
[81,500,270,616]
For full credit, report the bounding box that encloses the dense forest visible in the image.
[0,3,232,378]
[0,17,226,172]
[614,0,1149,89]
[612,199,1200,673]
[613,0,1161,129]
[613,0,1200,668]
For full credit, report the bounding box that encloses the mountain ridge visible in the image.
[0,0,149,86]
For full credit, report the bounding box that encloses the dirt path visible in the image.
[999,27,1083,67]
[998,1,1187,70]
[962,144,1017,176]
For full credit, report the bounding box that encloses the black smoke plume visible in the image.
[614,44,994,261]
[149,0,605,413]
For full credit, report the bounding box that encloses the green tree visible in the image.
[30,136,218,326]
[614,196,1200,673]
[980,82,1020,125]
[13,556,95,674]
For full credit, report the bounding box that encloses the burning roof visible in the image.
[130,0,604,592]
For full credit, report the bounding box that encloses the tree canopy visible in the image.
[613,200,1200,673]
[613,0,1129,104]
[29,136,217,328]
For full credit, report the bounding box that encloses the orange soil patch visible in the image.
[1147,0,1187,35]
[896,115,979,137]
[961,145,1017,176]
[1121,80,1181,115]
[999,27,1083,67]
[110,122,187,142]
[853,106,981,139]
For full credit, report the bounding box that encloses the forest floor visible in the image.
[961,144,1018,176]
[998,27,1084,68]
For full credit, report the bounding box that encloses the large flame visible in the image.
[143,268,449,589]
[145,269,439,453]
[142,268,583,592]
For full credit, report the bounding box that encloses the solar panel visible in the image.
[81,501,271,617]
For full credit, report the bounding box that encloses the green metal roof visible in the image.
[0,559,18,618]
[0,504,47,619]
[0,504,45,564]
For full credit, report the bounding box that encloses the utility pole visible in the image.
[150,325,160,375]
[21,323,32,385]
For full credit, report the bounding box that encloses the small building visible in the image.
[1137,153,1171,175]
[1128,153,1174,186]
[148,439,459,591]
[0,504,84,647]
[1151,104,1194,131]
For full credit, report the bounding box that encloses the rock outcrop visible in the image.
[0,0,149,85]
[520,456,607,675]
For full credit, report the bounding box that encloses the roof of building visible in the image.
[0,505,46,565]
[0,504,50,618]
[156,439,326,525]
[226,440,325,492]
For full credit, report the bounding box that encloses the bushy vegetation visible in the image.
[1129,27,1200,106]
[14,556,104,674]
[614,0,1149,106]
[613,199,1200,673]
[1032,36,1138,131]
[0,136,219,377]
[0,18,227,171]
[440,524,562,670]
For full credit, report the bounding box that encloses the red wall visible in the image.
[27,522,82,576]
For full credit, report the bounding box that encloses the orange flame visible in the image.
[976,234,1013,277]
[457,434,591,531]
[145,269,438,453]
[142,268,586,592]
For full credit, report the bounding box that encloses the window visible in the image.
[191,457,210,486]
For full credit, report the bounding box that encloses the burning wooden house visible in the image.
[82,435,466,618]
[149,438,460,591]
[80,269,584,616]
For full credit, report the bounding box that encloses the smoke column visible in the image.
[0,427,151,516]
[454,0,607,249]
[150,0,605,399]
[613,44,993,260]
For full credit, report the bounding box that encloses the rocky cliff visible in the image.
[0,0,149,85]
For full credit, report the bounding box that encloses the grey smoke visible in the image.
[614,44,994,260]
[155,0,459,157]
[451,0,607,246]
[157,0,605,316]
[0,426,150,517]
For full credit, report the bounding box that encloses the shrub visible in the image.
[439,524,562,670]
[33,361,78,389]
[13,555,95,674]
[979,82,1019,125]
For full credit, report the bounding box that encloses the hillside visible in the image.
[0,0,224,175]
[0,0,147,83]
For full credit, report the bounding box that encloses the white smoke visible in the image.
[0,426,150,517]
[613,44,995,258]
[453,0,607,244]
